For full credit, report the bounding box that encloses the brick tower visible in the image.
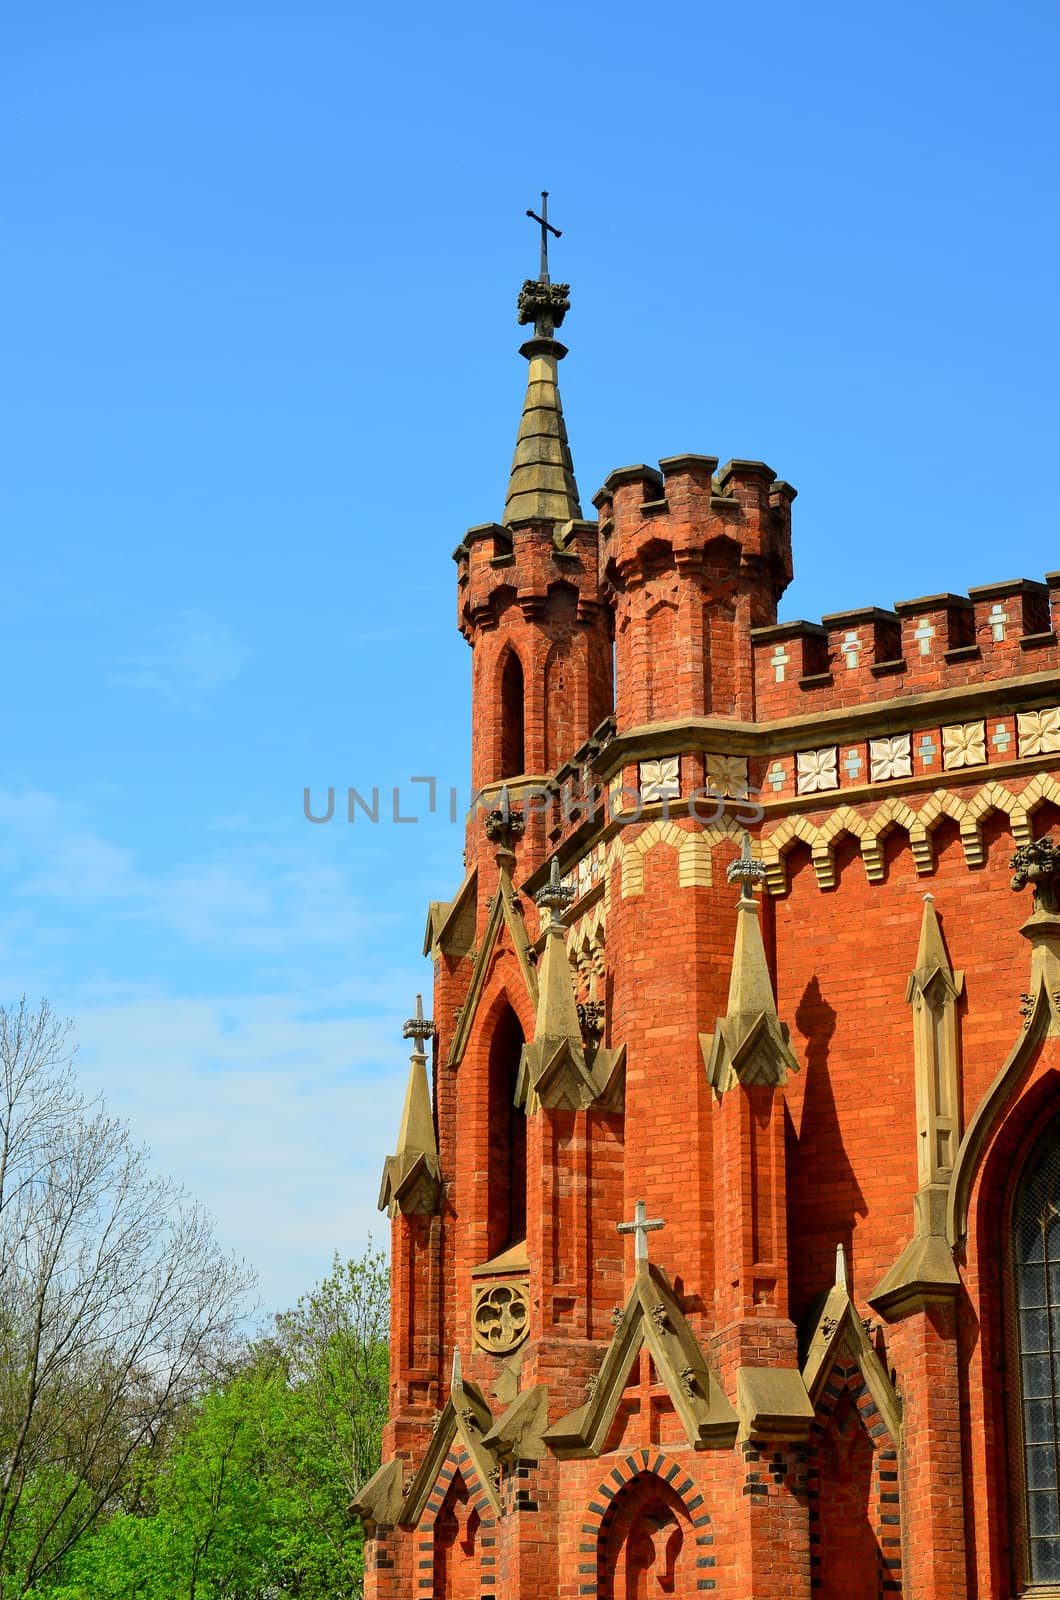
[354,219,1060,1599]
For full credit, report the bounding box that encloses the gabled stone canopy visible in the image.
[543,1261,737,1458]
[804,1248,902,1447]
[397,1350,502,1526]
[445,851,538,1071]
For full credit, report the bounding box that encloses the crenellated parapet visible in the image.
[753,570,1060,720]
[594,455,795,727]
[454,518,605,640]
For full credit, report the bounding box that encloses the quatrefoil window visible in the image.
[472,1282,530,1354]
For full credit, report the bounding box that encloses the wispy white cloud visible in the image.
[0,786,421,1313]
[109,609,248,702]
[70,989,405,1317]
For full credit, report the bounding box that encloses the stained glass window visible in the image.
[1015,1132,1060,1583]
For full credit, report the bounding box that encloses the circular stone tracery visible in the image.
[472,1282,530,1354]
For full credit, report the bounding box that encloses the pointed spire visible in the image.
[377,998,441,1216]
[724,834,776,1019]
[701,835,800,1093]
[835,1243,847,1289]
[909,893,960,999]
[517,855,626,1112]
[503,196,582,526]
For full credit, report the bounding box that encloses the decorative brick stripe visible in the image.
[575,1449,715,1597]
[806,1360,901,1595]
[416,1444,498,1596]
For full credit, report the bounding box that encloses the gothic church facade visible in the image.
[352,253,1060,1599]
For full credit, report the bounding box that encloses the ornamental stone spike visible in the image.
[528,857,585,1057]
[724,836,776,1021]
[700,832,800,1092]
[391,996,439,1167]
[536,856,576,932]
[504,193,581,526]
[402,993,435,1054]
[835,1242,848,1290]
[726,830,767,903]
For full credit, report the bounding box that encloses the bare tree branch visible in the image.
[0,999,255,1596]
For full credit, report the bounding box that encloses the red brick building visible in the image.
[352,245,1060,1598]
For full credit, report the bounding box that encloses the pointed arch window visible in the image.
[1013,1123,1060,1585]
[486,1005,526,1257]
[499,651,525,779]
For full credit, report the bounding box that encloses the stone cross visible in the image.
[914,618,936,656]
[841,630,862,669]
[402,994,435,1054]
[770,644,790,682]
[987,602,1009,642]
[617,1199,665,1264]
[526,191,561,282]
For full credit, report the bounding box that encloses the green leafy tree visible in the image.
[23,1248,390,1600]
[0,1000,254,1600]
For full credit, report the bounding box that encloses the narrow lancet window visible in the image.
[1015,1126,1060,1584]
[486,1006,526,1256]
[499,651,525,779]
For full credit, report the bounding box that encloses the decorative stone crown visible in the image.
[517,278,570,330]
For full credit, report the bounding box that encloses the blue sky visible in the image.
[3,0,1058,1315]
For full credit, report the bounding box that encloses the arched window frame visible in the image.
[1009,1114,1060,1591]
[498,647,525,780]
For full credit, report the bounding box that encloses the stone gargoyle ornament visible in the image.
[1011,837,1060,916]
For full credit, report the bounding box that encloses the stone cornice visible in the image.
[590,668,1060,779]
[757,753,1060,820]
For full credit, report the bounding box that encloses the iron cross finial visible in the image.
[526,191,562,283]
[617,1199,666,1265]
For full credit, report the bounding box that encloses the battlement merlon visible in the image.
[453,518,606,642]
[752,571,1060,721]
[593,455,795,601]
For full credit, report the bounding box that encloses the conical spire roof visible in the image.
[503,339,582,526]
[503,197,582,527]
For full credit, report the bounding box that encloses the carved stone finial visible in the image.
[517,277,571,336]
[402,993,435,1047]
[726,831,766,900]
[536,856,575,931]
[835,1243,848,1289]
[1011,837,1060,916]
[483,790,526,844]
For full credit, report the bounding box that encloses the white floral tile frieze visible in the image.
[869,734,913,783]
[796,747,839,794]
[1017,707,1060,758]
[706,754,750,798]
[640,756,681,802]
[942,720,987,770]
